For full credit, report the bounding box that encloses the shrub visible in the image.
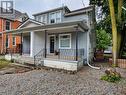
[101,74,121,83]
[101,68,121,83]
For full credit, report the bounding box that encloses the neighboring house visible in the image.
[7,6,96,71]
[0,8,29,54]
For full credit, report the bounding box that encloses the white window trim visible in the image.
[41,14,47,23]
[5,20,11,30]
[56,11,62,23]
[49,10,61,24]
[49,12,56,24]
[59,34,71,49]
[12,37,16,46]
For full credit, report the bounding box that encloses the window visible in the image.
[59,34,71,49]
[36,15,47,23]
[49,11,61,24]
[56,11,61,23]
[50,13,55,23]
[6,35,9,48]
[40,14,47,23]
[5,21,11,30]
[36,16,41,22]
[12,36,16,46]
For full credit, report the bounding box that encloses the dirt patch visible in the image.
[0,64,33,75]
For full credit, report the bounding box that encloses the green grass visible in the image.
[0,59,10,69]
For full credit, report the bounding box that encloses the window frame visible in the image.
[5,20,11,30]
[59,34,71,49]
[49,10,61,24]
[41,14,47,23]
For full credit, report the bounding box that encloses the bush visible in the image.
[101,68,121,83]
[101,74,121,83]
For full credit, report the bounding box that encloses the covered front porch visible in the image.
[6,21,89,71]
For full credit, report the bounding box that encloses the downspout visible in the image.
[87,31,100,70]
[86,7,100,70]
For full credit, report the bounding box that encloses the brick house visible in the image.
[0,9,29,54]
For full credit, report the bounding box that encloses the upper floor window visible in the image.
[36,16,41,22]
[6,21,11,30]
[49,11,61,24]
[50,13,55,23]
[35,15,47,23]
[40,14,47,23]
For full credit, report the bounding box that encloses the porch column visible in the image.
[44,30,47,58]
[75,26,79,61]
[30,31,34,57]
[20,33,23,55]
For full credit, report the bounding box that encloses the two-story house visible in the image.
[6,6,96,71]
[0,9,29,54]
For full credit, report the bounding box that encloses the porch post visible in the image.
[20,33,23,55]
[44,30,47,58]
[75,26,79,61]
[30,31,34,57]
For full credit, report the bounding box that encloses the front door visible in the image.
[50,36,55,53]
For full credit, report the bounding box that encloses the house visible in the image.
[5,6,96,71]
[0,8,29,54]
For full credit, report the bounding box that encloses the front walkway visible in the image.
[0,63,126,95]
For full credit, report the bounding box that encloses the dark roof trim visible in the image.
[33,6,70,16]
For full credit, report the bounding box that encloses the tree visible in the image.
[96,29,111,50]
[90,0,125,65]
[108,0,118,65]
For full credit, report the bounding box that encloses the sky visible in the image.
[14,0,89,18]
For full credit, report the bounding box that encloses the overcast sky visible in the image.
[14,0,89,18]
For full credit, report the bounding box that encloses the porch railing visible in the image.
[34,48,84,66]
[34,49,45,66]
[46,49,85,61]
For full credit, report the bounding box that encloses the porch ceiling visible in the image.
[4,21,89,35]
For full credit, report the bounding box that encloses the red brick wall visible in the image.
[0,18,21,53]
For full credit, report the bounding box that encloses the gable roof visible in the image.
[17,18,44,29]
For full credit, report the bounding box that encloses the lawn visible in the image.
[0,59,10,69]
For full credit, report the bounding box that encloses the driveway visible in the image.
[0,63,126,95]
